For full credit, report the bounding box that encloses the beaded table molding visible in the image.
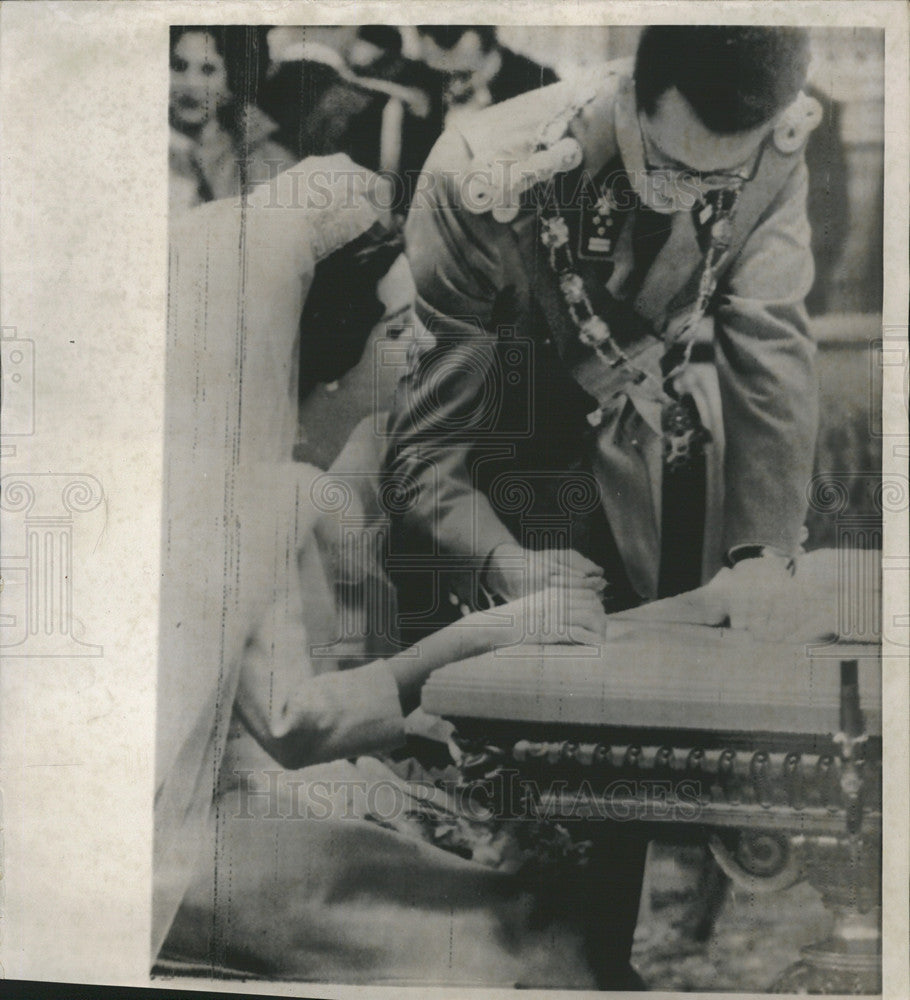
[422,632,882,994]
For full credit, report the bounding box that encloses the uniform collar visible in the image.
[566,67,626,178]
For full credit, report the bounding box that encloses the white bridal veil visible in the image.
[153,156,384,956]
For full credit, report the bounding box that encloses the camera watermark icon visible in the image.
[1,473,104,657]
[0,326,36,458]
[870,325,909,459]
[375,317,537,441]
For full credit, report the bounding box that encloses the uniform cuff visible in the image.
[726,542,797,565]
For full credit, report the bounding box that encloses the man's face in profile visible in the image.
[631,87,774,212]
[642,87,772,175]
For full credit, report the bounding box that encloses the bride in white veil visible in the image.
[154,155,374,955]
[153,157,617,988]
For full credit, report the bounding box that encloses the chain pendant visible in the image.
[661,397,712,471]
[534,113,743,474]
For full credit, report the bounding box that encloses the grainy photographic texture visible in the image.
[151,21,895,992]
[0,4,906,998]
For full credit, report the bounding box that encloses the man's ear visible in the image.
[773,92,823,154]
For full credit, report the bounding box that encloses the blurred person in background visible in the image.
[169,26,295,215]
[260,26,437,195]
[295,27,441,197]
[260,26,559,214]
[415,25,558,128]
[257,25,357,156]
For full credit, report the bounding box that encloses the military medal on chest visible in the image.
[578,189,619,260]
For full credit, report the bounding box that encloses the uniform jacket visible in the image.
[383,61,820,615]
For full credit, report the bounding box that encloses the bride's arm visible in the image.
[387,587,607,713]
[235,585,607,768]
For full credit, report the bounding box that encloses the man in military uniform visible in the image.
[382,27,820,986]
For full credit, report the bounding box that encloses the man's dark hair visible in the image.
[634,26,811,133]
[416,25,498,52]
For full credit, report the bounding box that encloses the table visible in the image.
[422,625,882,993]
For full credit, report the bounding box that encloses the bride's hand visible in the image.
[499,585,608,647]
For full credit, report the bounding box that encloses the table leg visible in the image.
[771,834,880,994]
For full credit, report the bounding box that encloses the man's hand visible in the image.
[612,549,872,644]
[485,543,606,602]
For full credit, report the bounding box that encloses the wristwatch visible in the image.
[726,545,797,574]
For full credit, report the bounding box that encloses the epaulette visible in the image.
[459,64,626,223]
[463,136,584,222]
[773,91,823,154]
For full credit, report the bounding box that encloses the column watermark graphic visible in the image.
[1,474,104,657]
[806,471,907,654]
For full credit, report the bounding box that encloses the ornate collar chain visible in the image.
[533,98,744,468]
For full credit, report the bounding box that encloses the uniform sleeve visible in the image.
[714,158,819,556]
[383,128,519,598]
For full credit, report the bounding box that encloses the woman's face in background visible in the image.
[170,32,229,132]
